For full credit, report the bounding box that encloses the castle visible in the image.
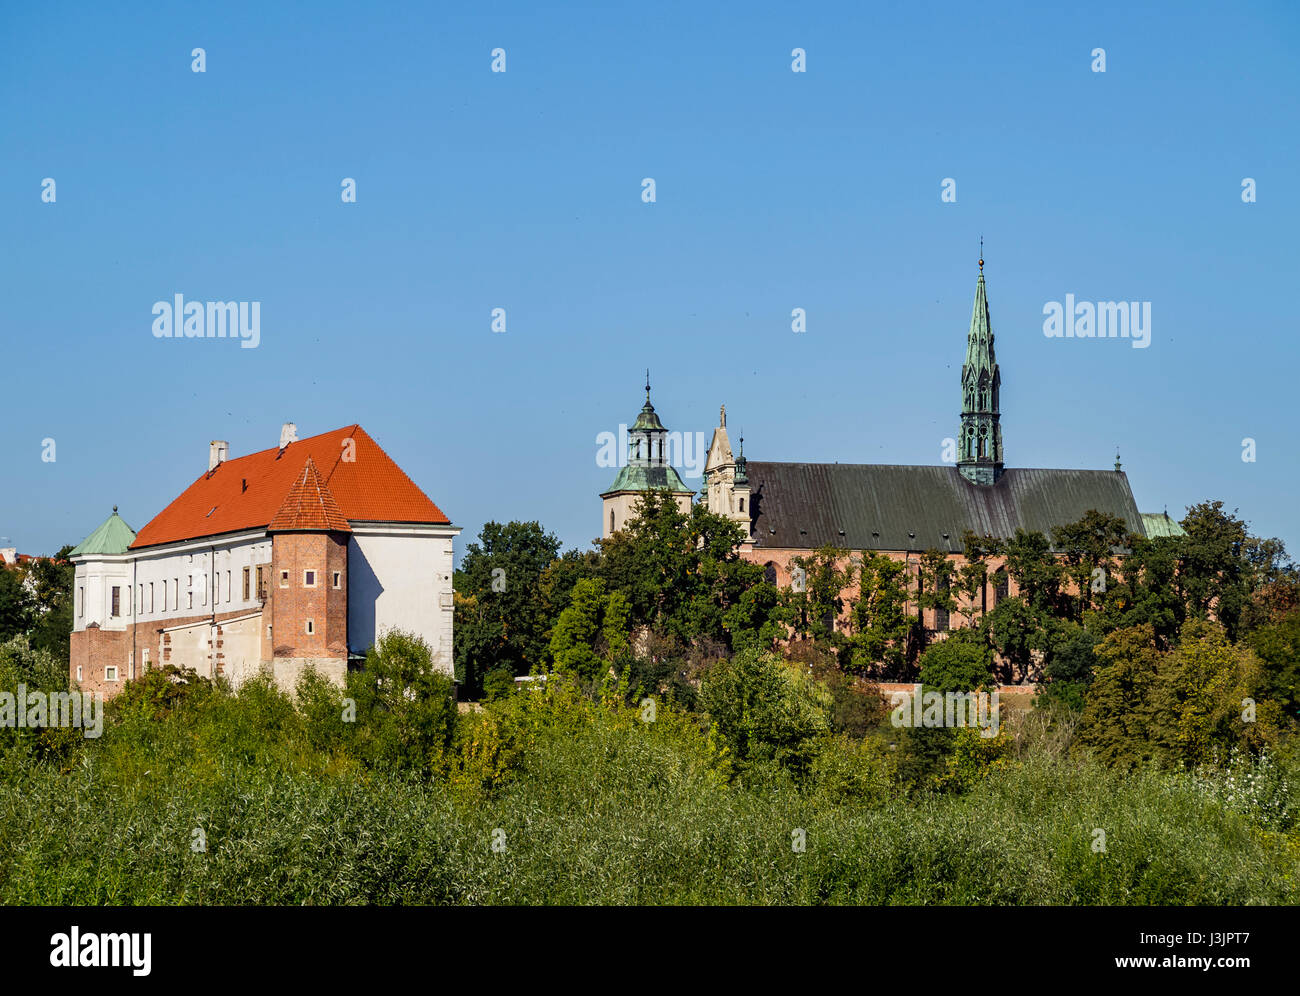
[68,424,458,697]
[602,260,1183,642]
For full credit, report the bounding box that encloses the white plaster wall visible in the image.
[72,558,132,631]
[348,524,459,674]
[129,532,271,626]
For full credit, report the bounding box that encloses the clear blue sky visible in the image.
[2,1,1297,562]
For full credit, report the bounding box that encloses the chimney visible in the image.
[279,422,297,450]
[209,440,229,471]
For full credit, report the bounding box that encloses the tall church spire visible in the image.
[958,252,1003,485]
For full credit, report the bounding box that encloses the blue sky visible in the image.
[2,1,1297,562]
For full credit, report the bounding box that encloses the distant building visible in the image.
[69,424,459,697]
[695,258,1181,649]
[600,375,695,538]
[595,258,1181,673]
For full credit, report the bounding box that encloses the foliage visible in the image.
[454,521,562,694]
[698,648,832,779]
[917,630,994,694]
[344,630,457,772]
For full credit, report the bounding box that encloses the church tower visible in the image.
[600,373,695,538]
[703,405,752,540]
[958,252,1004,485]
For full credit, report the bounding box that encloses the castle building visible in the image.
[600,375,695,538]
[69,423,459,697]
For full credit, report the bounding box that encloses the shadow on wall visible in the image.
[347,541,383,655]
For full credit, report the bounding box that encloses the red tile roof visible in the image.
[267,456,352,533]
[130,425,450,549]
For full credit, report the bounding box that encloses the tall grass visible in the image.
[0,675,1295,905]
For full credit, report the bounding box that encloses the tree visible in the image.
[779,546,848,648]
[1034,620,1098,712]
[454,520,562,694]
[599,491,774,649]
[1180,501,1251,640]
[1247,609,1300,722]
[1148,621,1281,768]
[957,531,1001,626]
[1075,625,1163,770]
[0,567,32,643]
[1052,510,1131,620]
[547,578,630,682]
[982,596,1046,683]
[346,630,457,772]
[698,647,832,779]
[846,553,911,677]
[1001,528,1061,612]
[915,548,958,655]
[917,629,994,693]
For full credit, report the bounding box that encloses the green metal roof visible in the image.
[602,463,692,496]
[69,509,136,557]
[1141,511,1186,538]
[631,401,666,432]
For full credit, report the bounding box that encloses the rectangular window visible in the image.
[332,571,342,589]
[242,567,250,601]
[76,665,83,681]
[149,582,155,613]
[137,584,143,613]
[187,591,193,610]
[174,579,179,609]
[105,665,118,682]
[281,570,289,588]
[303,570,317,588]
[305,619,314,635]
[77,587,84,617]
[226,571,231,603]
[110,586,121,617]
[256,566,265,600]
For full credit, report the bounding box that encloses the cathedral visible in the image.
[601,257,1182,636]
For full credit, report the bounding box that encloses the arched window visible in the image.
[738,497,745,512]
[764,562,777,586]
[610,510,615,533]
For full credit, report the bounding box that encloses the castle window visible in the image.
[993,569,1009,605]
[226,571,231,603]
[174,578,180,608]
[280,570,289,588]
[137,584,143,613]
[76,665,83,682]
[739,497,745,512]
[242,567,250,601]
[149,583,155,613]
[304,570,317,588]
[76,587,84,617]
[105,665,118,682]
[305,619,315,635]
[187,590,193,610]
[763,562,777,586]
[332,571,342,589]
[610,510,615,533]
[110,586,121,617]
